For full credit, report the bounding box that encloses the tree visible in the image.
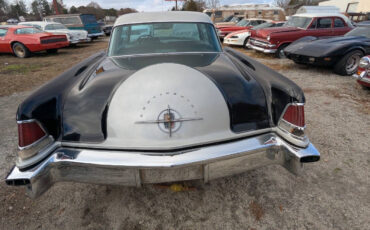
[69,5,78,13]
[274,0,290,11]
[206,0,219,9]
[117,8,137,16]
[31,0,42,20]
[182,0,205,12]
[9,0,28,18]
[0,0,10,21]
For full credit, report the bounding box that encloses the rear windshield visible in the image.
[108,22,221,56]
[81,14,98,24]
[15,27,43,34]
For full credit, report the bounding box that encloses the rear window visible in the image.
[80,14,97,24]
[15,27,43,34]
[0,28,7,36]
[334,18,345,27]
[108,22,221,56]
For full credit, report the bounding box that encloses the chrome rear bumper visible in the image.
[6,133,320,198]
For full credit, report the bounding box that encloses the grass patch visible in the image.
[0,64,45,74]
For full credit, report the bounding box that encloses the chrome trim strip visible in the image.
[353,72,370,83]
[6,132,320,198]
[59,128,273,152]
[109,51,222,59]
[16,141,61,169]
[247,43,277,53]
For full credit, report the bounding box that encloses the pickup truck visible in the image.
[247,13,353,58]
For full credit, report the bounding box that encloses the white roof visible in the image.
[115,12,212,26]
[293,13,353,26]
[19,21,62,26]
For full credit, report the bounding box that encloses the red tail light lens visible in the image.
[282,104,305,127]
[18,121,46,147]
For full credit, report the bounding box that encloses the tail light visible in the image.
[17,120,51,160]
[278,103,308,147]
[18,120,46,147]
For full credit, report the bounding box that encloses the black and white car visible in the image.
[6,12,320,198]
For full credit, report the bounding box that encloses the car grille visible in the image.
[41,37,67,44]
[249,38,269,47]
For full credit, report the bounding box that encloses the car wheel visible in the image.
[47,49,58,54]
[243,37,249,48]
[334,50,363,76]
[275,44,289,59]
[12,42,31,58]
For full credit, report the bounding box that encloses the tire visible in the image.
[46,49,58,54]
[333,50,364,76]
[12,42,31,58]
[243,37,249,48]
[275,43,289,59]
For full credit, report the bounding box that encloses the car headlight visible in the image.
[267,35,270,41]
[359,56,370,69]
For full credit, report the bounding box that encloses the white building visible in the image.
[319,0,370,13]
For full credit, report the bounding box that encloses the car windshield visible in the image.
[15,27,43,34]
[345,27,370,38]
[285,16,312,29]
[52,24,67,30]
[230,17,241,23]
[251,22,274,30]
[236,19,251,27]
[108,22,221,56]
[223,16,234,22]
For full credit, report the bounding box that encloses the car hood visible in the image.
[285,35,369,57]
[255,27,301,38]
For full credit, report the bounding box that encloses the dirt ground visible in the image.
[0,41,369,230]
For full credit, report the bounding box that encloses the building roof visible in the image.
[114,11,212,26]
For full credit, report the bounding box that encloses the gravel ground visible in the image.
[0,42,369,230]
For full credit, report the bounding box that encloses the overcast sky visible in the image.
[21,0,273,12]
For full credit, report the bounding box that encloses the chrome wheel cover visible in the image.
[14,45,25,58]
[346,53,361,74]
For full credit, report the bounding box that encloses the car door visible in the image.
[332,17,351,35]
[0,28,11,53]
[316,17,333,36]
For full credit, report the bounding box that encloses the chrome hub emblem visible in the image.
[136,105,202,137]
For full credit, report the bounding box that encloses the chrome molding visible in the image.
[6,132,320,198]
[110,51,222,59]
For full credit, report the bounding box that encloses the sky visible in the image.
[21,0,273,12]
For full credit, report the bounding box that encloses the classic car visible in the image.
[0,25,69,58]
[19,21,91,45]
[353,55,370,88]
[102,24,113,36]
[216,18,268,39]
[224,21,285,47]
[44,14,104,39]
[215,16,244,27]
[247,13,353,58]
[5,12,320,198]
[285,26,370,75]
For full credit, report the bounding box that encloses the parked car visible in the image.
[19,21,90,45]
[285,26,370,75]
[5,12,320,198]
[6,18,18,24]
[356,20,370,27]
[44,14,103,39]
[353,56,370,88]
[102,24,113,36]
[216,18,268,39]
[215,16,244,27]
[224,21,285,47]
[247,13,353,58]
[0,25,69,58]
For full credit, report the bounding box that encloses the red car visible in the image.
[0,25,69,58]
[247,13,353,58]
[216,18,268,39]
[353,56,370,88]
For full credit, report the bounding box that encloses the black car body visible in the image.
[285,26,370,75]
[5,12,319,198]
[102,25,113,36]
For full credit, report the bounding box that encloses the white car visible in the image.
[224,21,285,47]
[19,21,90,45]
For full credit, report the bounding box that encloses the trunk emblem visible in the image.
[136,105,202,137]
